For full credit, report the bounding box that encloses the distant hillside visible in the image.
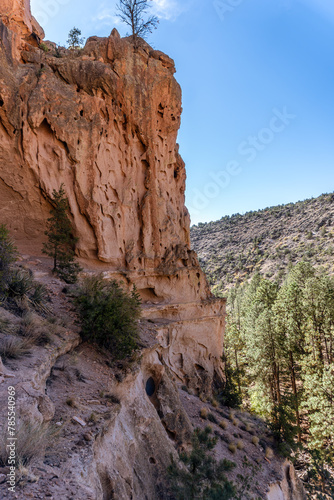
[191,192,334,295]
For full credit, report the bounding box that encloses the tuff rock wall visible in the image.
[0,0,224,392]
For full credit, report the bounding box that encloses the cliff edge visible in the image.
[0,0,224,394]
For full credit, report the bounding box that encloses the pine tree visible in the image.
[168,427,236,500]
[43,185,81,284]
[67,27,85,49]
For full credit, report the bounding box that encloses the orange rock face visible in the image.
[0,1,225,390]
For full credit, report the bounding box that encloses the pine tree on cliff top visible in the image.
[116,0,159,43]
[43,185,81,284]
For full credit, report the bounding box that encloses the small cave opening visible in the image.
[0,99,4,107]
[145,377,156,397]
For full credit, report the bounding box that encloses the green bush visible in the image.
[7,268,34,298]
[74,275,141,359]
[39,42,50,52]
[168,427,236,499]
[0,225,17,294]
[43,185,81,284]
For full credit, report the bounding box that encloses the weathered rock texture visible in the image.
[0,4,307,499]
[0,0,225,392]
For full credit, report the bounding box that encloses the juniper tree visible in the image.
[116,0,159,44]
[43,185,81,284]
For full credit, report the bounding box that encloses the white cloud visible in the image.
[93,0,188,29]
[150,0,185,21]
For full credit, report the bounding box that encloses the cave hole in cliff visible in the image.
[0,99,3,107]
[145,377,156,397]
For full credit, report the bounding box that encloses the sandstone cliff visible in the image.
[0,0,224,393]
[0,2,306,499]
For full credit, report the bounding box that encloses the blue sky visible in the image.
[31,0,334,224]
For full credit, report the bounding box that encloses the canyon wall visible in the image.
[0,4,307,499]
[0,0,224,392]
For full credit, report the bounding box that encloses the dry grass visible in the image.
[252,436,259,446]
[219,419,228,430]
[200,408,208,419]
[66,397,78,408]
[228,442,237,454]
[0,421,57,468]
[236,440,244,450]
[0,336,31,359]
[18,313,52,346]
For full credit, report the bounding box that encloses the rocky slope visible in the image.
[191,192,334,295]
[0,258,306,499]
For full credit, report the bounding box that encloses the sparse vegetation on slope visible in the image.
[191,192,334,295]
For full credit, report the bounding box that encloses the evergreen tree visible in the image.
[224,261,334,480]
[67,27,85,49]
[43,185,81,284]
[74,275,141,359]
[168,427,236,500]
[0,224,16,294]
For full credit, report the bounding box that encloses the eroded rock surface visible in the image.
[0,0,225,392]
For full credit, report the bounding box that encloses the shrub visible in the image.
[168,427,236,499]
[211,398,219,408]
[7,268,34,298]
[208,412,218,424]
[265,447,274,460]
[74,275,141,359]
[0,336,31,359]
[0,225,17,294]
[4,268,49,313]
[43,185,82,284]
[228,443,237,454]
[18,313,51,346]
[236,440,244,450]
[0,421,56,468]
[66,397,77,408]
[252,436,259,446]
[30,283,49,308]
[200,408,208,419]
[219,420,228,430]
[39,42,50,52]
[88,412,98,423]
[0,317,10,333]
